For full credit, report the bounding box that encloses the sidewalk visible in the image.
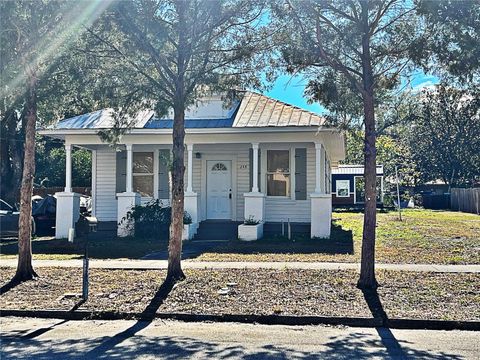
[1,258,479,273]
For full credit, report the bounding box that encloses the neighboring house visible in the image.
[332,165,384,206]
[39,91,345,240]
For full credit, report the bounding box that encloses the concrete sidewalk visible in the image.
[1,258,479,273]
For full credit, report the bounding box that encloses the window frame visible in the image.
[265,149,291,198]
[132,151,155,197]
[336,179,350,198]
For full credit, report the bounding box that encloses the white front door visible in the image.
[206,160,232,219]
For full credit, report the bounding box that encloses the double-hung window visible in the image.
[266,150,290,197]
[132,152,154,197]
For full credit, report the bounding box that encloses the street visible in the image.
[1,317,478,359]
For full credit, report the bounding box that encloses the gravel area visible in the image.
[1,267,478,321]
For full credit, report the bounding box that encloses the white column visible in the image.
[153,148,159,199]
[252,143,259,192]
[186,143,193,193]
[315,143,322,193]
[126,144,133,193]
[65,144,72,192]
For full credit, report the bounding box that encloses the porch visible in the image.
[54,137,334,240]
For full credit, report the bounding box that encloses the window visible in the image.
[336,180,350,197]
[266,150,290,197]
[211,163,228,171]
[133,152,154,197]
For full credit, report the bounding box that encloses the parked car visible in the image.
[0,199,35,238]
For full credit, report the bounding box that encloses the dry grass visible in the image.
[1,267,478,321]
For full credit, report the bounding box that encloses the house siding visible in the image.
[95,148,117,221]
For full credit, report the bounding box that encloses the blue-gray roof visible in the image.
[144,118,234,129]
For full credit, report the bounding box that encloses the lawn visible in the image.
[0,236,167,260]
[1,209,478,264]
[0,267,478,321]
[194,209,480,264]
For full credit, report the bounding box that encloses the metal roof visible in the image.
[48,91,327,130]
[145,118,235,129]
[232,91,326,127]
[53,109,154,130]
[332,165,384,175]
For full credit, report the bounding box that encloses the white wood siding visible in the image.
[94,148,117,221]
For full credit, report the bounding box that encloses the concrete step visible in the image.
[194,220,241,240]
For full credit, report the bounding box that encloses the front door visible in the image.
[206,160,232,219]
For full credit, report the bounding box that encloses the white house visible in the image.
[39,91,345,240]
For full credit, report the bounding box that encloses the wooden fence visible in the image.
[451,188,480,215]
[33,187,91,197]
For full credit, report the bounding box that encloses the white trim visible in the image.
[39,126,334,136]
[91,150,97,216]
[201,154,237,221]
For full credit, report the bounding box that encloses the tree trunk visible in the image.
[358,91,378,289]
[358,2,377,289]
[14,68,38,282]
[166,103,186,283]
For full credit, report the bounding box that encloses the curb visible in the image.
[1,309,479,331]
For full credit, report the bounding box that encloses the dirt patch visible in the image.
[1,267,478,321]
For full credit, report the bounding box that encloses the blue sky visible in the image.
[264,71,439,114]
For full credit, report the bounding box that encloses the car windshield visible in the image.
[0,199,14,211]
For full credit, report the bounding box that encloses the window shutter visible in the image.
[116,151,127,193]
[295,148,307,200]
[248,148,261,192]
[158,149,170,199]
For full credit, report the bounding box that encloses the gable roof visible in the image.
[233,91,325,127]
[48,91,327,130]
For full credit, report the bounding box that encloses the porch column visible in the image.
[126,144,133,193]
[184,143,198,239]
[55,143,80,239]
[315,143,322,194]
[243,142,265,225]
[310,142,331,239]
[186,143,193,193]
[252,142,259,192]
[117,143,140,237]
[65,144,72,192]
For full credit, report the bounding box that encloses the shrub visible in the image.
[244,215,260,225]
[120,199,171,238]
[120,200,194,238]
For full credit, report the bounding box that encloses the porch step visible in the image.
[194,220,242,241]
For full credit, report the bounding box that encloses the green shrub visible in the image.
[120,200,193,238]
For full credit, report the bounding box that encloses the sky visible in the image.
[263,72,440,114]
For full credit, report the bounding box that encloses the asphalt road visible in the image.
[1,317,478,359]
